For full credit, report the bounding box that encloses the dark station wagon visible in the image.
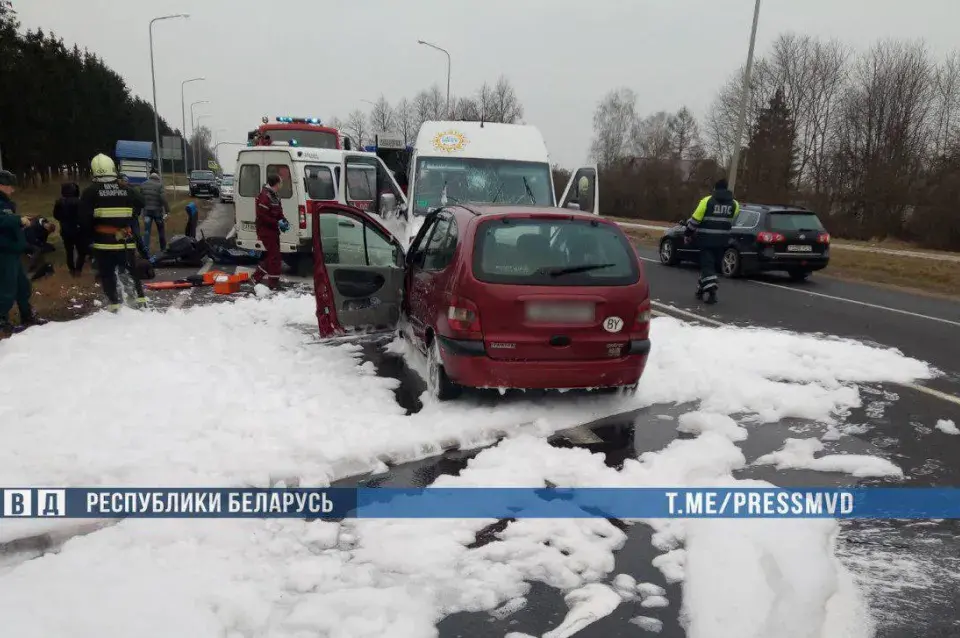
[659,204,831,281]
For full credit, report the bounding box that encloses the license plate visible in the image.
[241,221,256,232]
[787,245,813,252]
[526,301,595,322]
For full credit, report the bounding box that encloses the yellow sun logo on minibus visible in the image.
[432,130,468,153]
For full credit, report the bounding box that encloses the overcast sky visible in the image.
[15,0,960,172]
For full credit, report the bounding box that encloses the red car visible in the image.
[310,203,652,400]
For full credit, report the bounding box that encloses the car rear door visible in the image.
[262,151,300,249]
[234,153,265,246]
[405,212,459,348]
[470,215,644,362]
[557,166,600,214]
[310,202,406,337]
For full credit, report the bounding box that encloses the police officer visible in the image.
[79,154,149,312]
[684,178,740,304]
[0,169,45,334]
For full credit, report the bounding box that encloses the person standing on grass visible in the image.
[0,169,46,334]
[140,172,169,255]
[252,173,289,291]
[53,182,88,276]
[79,154,149,312]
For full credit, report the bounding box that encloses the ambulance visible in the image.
[232,144,407,262]
[405,121,599,236]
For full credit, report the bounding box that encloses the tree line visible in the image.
[0,3,213,185]
[327,75,525,147]
[592,33,960,250]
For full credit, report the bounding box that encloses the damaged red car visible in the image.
[311,203,652,401]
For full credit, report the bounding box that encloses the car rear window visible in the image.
[767,212,825,232]
[473,218,640,286]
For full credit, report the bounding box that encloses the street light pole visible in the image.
[149,13,188,179]
[181,77,204,174]
[190,100,209,171]
[417,40,451,117]
[727,0,761,194]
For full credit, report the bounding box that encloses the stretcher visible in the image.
[144,271,249,292]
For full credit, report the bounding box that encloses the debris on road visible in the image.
[935,419,959,435]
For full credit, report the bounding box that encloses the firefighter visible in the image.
[79,154,150,312]
[0,169,45,334]
[252,173,289,291]
[684,178,740,304]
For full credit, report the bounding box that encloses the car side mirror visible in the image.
[343,138,352,151]
[408,251,425,268]
[380,193,397,213]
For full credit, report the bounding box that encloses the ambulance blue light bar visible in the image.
[275,116,322,125]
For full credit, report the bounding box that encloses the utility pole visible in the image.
[727,0,761,194]
[181,77,204,176]
[190,100,209,171]
[149,14,188,178]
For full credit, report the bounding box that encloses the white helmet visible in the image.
[91,154,116,179]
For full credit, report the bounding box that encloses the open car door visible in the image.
[310,202,406,338]
[557,165,600,215]
[339,152,409,219]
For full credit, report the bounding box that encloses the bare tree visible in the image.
[832,40,935,239]
[667,107,703,159]
[631,111,674,160]
[368,95,395,134]
[589,88,639,168]
[427,84,446,119]
[452,96,481,121]
[476,82,494,121]
[345,109,368,147]
[488,75,524,123]
[931,50,960,156]
[412,90,432,128]
[394,98,418,144]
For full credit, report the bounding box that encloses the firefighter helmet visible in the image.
[91,154,117,179]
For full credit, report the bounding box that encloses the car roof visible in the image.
[447,204,617,224]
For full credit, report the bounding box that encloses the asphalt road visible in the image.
[151,204,960,636]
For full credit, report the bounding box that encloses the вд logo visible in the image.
[2,489,32,517]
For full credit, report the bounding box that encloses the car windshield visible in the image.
[264,128,338,149]
[191,171,215,180]
[222,177,234,186]
[767,211,825,232]
[473,218,640,286]
[413,157,552,215]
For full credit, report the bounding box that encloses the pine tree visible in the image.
[741,87,797,203]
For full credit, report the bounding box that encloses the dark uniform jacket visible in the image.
[53,183,83,239]
[79,179,148,257]
[140,177,168,217]
[254,185,286,238]
[0,192,27,255]
[686,187,740,248]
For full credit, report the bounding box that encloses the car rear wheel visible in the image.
[659,238,679,266]
[787,269,810,282]
[721,248,742,277]
[427,339,461,402]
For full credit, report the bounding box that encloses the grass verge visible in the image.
[2,181,214,330]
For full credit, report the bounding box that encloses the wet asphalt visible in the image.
[149,205,960,636]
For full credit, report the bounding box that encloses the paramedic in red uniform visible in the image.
[252,173,289,290]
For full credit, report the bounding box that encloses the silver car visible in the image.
[219,176,235,203]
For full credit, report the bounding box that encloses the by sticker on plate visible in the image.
[603,317,624,333]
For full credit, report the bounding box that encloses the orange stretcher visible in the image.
[144,271,250,292]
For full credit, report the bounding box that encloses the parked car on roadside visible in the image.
[189,170,219,198]
[309,203,652,401]
[658,204,831,281]
[219,175,235,203]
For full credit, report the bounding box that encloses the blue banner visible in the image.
[3,487,960,519]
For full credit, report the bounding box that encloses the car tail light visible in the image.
[817,233,830,244]
[298,205,307,230]
[447,297,481,334]
[757,231,785,243]
[634,300,652,328]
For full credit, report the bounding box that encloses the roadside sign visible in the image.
[161,136,183,161]
[207,160,220,170]
[375,133,405,149]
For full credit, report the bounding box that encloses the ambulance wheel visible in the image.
[427,339,461,402]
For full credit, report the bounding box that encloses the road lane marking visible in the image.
[746,280,960,328]
[651,302,960,407]
[638,255,960,328]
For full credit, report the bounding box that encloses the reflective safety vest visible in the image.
[688,193,740,234]
[81,181,140,250]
